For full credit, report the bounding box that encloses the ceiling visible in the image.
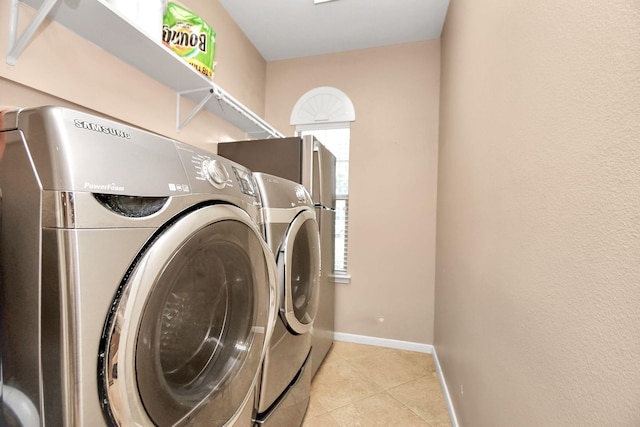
[219,0,450,61]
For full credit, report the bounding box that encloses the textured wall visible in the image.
[435,0,640,425]
[0,0,266,146]
[266,41,441,344]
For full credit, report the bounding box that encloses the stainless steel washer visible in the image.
[253,173,321,427]
[0,106,277,426]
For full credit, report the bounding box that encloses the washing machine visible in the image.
[0,106,278,426]
[252,173,320,427]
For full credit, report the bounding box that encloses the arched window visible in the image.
[291,87,354,281]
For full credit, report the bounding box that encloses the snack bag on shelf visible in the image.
[162,2,216,78]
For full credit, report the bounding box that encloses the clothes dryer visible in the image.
[0,106,277,426]
[252,173,320,427]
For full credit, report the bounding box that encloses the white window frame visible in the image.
[291,87,355,284]
[296,124,351,284]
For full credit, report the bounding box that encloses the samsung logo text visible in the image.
[74,119,131,139]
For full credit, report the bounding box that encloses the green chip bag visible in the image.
[162,2,216,78]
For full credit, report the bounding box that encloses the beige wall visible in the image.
[266,41,441,344]
[436,0,640,425]
[0,0,266,147]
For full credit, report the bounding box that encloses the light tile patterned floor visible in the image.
[302,342,452,427]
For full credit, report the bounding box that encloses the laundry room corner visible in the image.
[264,40,441,348]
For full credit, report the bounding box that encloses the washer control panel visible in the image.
[174,144,260,202]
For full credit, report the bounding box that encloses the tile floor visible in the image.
[301,341,452,427]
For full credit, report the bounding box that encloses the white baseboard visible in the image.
[333,332,459,427]
[431,348,460,427]
[333,332,434,353]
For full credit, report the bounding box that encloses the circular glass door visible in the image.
[279,210,321,334]
[99,205,275,427]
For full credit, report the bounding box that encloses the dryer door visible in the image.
[99,204,276,427]
[278,210,321,334]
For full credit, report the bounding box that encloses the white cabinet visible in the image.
[7,0,283,138]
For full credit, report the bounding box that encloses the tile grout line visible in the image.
[305,340,452,427]
[323,367,442,423]
[385,387,437,426]
[333,333,457,426]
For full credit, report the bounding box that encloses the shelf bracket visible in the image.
[175,87,218,133]
[7,0,61,65]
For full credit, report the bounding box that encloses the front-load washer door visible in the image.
[278,210,321,334]
[99,204,276,427]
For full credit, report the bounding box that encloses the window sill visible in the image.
[330,273,351,284]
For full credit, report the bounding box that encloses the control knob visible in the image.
[204,159,230,187]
